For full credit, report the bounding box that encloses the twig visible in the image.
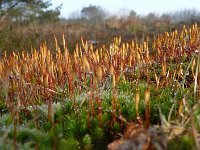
[194,53,200,101]
[192,117,200,150]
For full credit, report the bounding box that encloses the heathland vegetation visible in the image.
[1,1,200,150]
[1,1,200,53]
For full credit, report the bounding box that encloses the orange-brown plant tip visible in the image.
[83,55,90,72]
[112,74,116,88]
[178,98,184,117]
[135,88,140,117]
[96,65,103,82]
[44,74,49,88]
[144,87,150,105]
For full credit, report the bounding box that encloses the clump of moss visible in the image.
[168,134,196,150]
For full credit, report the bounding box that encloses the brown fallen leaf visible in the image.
[108,123,151,150]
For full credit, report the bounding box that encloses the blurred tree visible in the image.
[81,5,107,28]
[129,10,137,18]
[81,5,107,21]
[0,0,62,54]
[145,13,158,24]
[68,11,81,20]
[0,0,61,24]
[172,9,200,25]
[160,13,172,31]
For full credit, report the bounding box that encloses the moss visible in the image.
[168,135,196,150]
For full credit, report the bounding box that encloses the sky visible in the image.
[51,0,200,18]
